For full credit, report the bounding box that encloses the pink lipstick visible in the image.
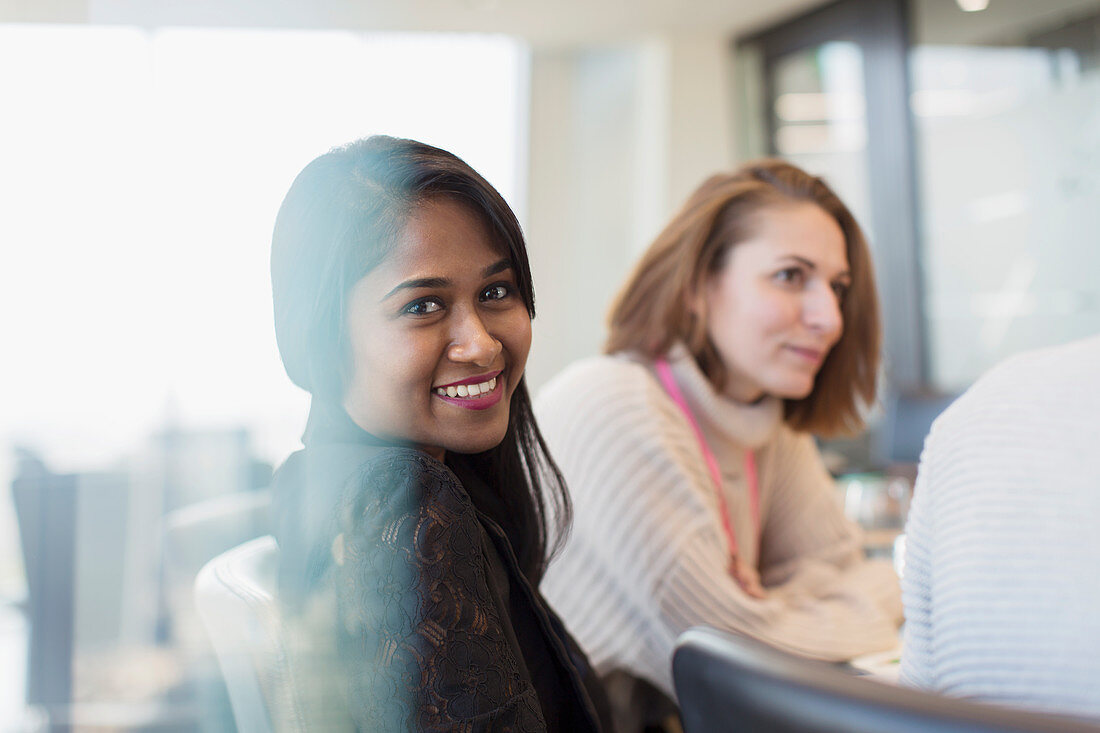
[432,370,505,410]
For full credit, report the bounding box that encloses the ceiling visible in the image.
[2,0,827,46]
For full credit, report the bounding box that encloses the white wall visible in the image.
[524,33,737,391]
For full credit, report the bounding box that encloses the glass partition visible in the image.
[0,24,527,730]
[771,42,875,250]
[910,0,1100,389]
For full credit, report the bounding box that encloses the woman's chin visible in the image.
[442,428,511,457]
[770,376,816,401]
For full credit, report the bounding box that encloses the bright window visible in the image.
[0,24,528,721]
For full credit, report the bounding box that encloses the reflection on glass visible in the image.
[0,24,526,731]
[911,0,1100,389]
[770,42,876,263]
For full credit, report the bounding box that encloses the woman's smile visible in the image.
[783,345,827,366]
[433,370,505,409]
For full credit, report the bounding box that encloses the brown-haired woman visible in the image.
[535,160,902,718]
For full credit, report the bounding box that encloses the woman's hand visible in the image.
[731,556,767,599]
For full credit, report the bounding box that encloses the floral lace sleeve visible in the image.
[331,449,546,732]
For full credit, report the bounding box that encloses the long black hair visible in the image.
[270,135,569,583]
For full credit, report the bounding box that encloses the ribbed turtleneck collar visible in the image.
[664,343,783,451]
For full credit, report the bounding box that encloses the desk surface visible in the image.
[848,643,904,684]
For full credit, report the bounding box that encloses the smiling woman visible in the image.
[268,136,610,731]
[341,199,532,460]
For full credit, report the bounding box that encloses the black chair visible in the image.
[672,628,1100,733]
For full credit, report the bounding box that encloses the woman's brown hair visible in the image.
[605,159,880,437]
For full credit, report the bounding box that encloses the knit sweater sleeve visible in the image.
[898,426,936,689]
[751,428,903,636]
[538,357,900,694]
[655,425,902,665]
[897,336,1100,718]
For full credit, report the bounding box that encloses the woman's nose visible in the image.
[804,285,844,339]
[448,311,502,367]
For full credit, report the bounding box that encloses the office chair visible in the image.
[164,490,272,649]
[195,536,306,733]
[163,493,271,731]
[672,628,1100,733]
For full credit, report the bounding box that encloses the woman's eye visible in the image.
[775,267,805,286]
[832,282,850,302]
[480,284,511,302]
[403,298,443,316]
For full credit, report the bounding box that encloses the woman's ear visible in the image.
[683,278,710,347]
[684,275,709,320]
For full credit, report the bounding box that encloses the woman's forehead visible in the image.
[355,202,510,291]
[728,204,847,267]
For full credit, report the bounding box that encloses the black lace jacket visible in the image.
[274,403,609,732]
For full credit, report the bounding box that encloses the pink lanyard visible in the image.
[655,358,760,563]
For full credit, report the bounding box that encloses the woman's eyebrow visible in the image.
[777,255,818,270]
[381,276,450,301]
[379,260,513,302]
[483,259,512,277]
[778,254,851,279]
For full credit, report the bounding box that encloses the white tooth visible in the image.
[477,381,491,394]
[489,377,497,390]
[446,386,458,398]
[456,385,469,397]
[468,383,481,396]
[436,388,446,396]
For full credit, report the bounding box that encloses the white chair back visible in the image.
[195,536,306,733]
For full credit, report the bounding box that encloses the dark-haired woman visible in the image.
[536,160,902,711]
[270,136,610,731]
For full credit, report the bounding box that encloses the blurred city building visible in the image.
[10,427,269,731]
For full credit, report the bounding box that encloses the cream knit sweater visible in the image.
[901,335,1100,719]
[537,348,902,695]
